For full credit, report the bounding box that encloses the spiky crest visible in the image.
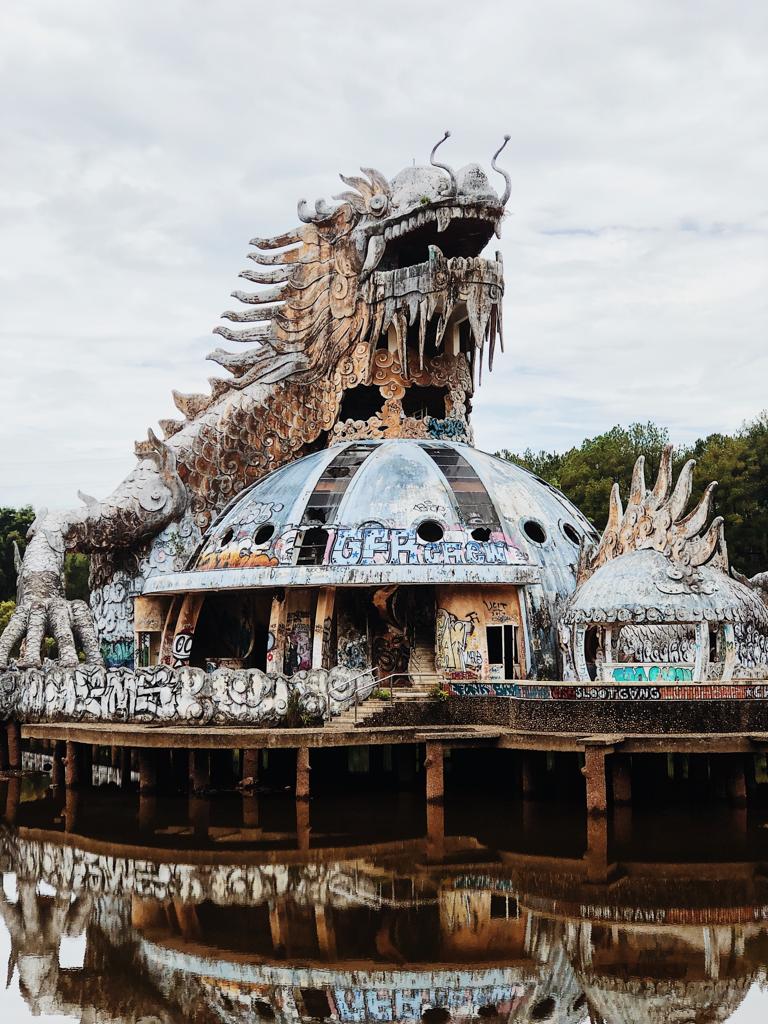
[577,444,728,585]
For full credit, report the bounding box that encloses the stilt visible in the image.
[3,776,21,825]
[138,793,157,832]
[586,814,609,882]
[295,747,310,801]
[242,793,260,828]
[315,904,337,959]
[65,742,81,788]
[426,799,445,863]
[138,750,158,793]
[119,748,131,789]
[189,750,210,794]
[189,795,210,838]
[611,754,632,806]
[0,725,8,771]
[6,721,21,771]
[425,741,444,804]
[583,746,608,817]
[296,796,311,851]
[65,787,80,832]
[242,748,259,787]
[726,755,747,809]
[520,752,536,800]
[51,741,65,789]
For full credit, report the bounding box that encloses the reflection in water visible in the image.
[1,780,768,1023]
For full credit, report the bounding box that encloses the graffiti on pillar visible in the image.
[338,628,368,671]
[171,631,194,667]
[284,611,312,676]
[436,608,482,679]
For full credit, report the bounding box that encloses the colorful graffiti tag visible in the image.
[436,608,482,679]
[447,682,768,701]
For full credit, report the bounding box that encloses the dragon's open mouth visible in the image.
[362,202,502,277]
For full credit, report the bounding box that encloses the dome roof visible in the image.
[143,440,596,594]
[565,548,768,626]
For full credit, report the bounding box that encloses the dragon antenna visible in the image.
[491,135,512,206]
[430,131,457,196]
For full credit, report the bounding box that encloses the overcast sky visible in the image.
[1,0,767,510]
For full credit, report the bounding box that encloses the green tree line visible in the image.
[497,415,768,578]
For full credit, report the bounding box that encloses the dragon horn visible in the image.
[491,135,512,206]
[360,166,391,196]
[430,131,457,196]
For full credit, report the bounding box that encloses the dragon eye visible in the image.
[368,194,388,216]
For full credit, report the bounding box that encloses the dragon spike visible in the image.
[220,307,276,326]
[339,173,374,200]
[668,458,696,520]
[172,390,210,421]
[333,190,367,215]
[430,130,458,196]
[250,229,303,249]
[158,418,184,440]
[360,166,391,196]
[77,489,97,507]
[232,282,287,305]
[690,515,727,567]
[215,322,272,343]
[237,265,289,285]
[680,480,717,539]
[491,134,512,206]
[297,198,337,223]
[207,348,263,377]
[628,455,646,505]
[606,482,623,533]
[247,247,304,266]
[650,444,674,505]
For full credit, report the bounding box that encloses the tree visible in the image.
[497,417,768,578]
[0,507,35,601]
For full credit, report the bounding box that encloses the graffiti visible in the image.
[0,664,375,725]
[436,608,482,678]
[483,599,509,623]
[372,630,410,678]
[100,638,134,669]
[333,986,519,1023]
[611,665,693,682]
[338,630,368,671]
[413,500,449,517]
[171,631,194,667]
[284,612,312,676]
[330,526,519,567]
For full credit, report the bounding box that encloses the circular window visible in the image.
[219,526,235,546]
[253,523,275,545]
[421,1010,450,1024]
[530,997,556,1022]
[523,519,547,545]
[562,522,581,546]
[417,520,444,543]
[470,527,491,542]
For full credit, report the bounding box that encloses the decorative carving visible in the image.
[577,445,728,588]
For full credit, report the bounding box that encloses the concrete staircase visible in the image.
[327,682,436,729]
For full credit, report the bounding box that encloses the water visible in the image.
[1,775,768,1023]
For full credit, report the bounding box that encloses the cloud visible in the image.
[0,0,767,507]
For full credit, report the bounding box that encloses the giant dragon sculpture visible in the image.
[0,134,511,669]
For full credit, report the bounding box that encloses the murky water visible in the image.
[1,774,768,1023]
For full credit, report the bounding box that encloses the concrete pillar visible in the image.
[426,799,445,863]
[51,741,66,789]
[242,748,259,787]
[138,793,157,833]
[65,742,81,788]
[726,755,747,809]
[425,741,444,804]
[6,721,21,771]
[242,794,260,828]
[611,754,632,806]
[65,787,80,832]
[119,748,131,789]
[189,796,210,838]
[3,777,21,826]
[173,900,202,941]
[586,814,609,883]
[189,750,210,794]
[315,904,337,960]
[583,747,608,817]
[0,726,8,771]
[312,587,336,669]
[139,750,158,793]
[296,797,311,851]
[520,752,536,799]
[295,747,310,801]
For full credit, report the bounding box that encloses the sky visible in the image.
[0,0,767,510]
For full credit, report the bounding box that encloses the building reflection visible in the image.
[1,780,767,1023]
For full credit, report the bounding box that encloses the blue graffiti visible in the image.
[101,639,134,669]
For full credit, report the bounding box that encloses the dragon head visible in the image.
[203,134,510,434]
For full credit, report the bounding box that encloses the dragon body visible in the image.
[1,135,511,668]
